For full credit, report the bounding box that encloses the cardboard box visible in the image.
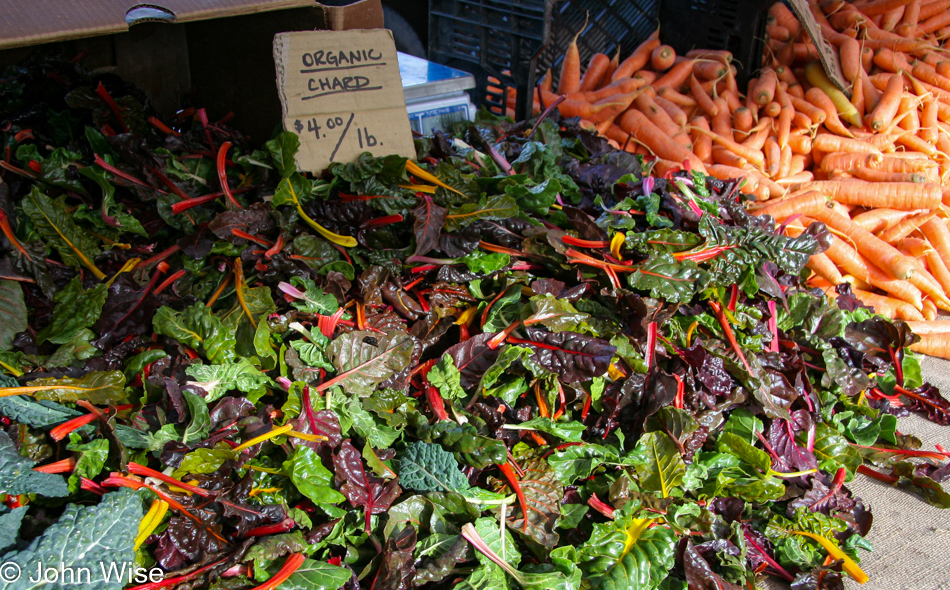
[0,0,384,141]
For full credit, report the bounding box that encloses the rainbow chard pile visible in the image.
[0,56,949,590]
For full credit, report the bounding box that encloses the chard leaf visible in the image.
[0,430,68,497]
[412,196,447,256]
[526,295,591,333]
[265,131,300,178]
[398,441,470,493]
[332,440,400,529]
[427,355,465,400]
[627,254,701,303]
[286,276,339,315]
[66,436,108,492]
[578,514,676,590]
[153,303,236,364]
[505,178,560,215]
[2,489,142,590]
[444,195,519,232]
[345,395,401,449]
[0,280,27,351]
[21,187,101,272]
[803,423,862,480]
[509,417,586,442]
[479,345,532,397]
[634,431,686,498]
[283,446,346,505]
[507,457,563,552]
[185,357,270,402]
[181,390,210,444]
[24,370,127,405]
[547,444,621,484]
[280,559,352,590]
[77,165,148,237]
[326,330,414,397]
[717,431,772,474]
[522,327,615,383]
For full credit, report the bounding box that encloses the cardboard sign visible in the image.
[273,29,415,172]
[784,0,850,96]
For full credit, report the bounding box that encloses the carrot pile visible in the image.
[507,0,950,359]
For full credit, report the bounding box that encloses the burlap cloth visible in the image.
[765,355,950,590]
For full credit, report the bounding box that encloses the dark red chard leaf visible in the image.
[209,202,276,243]
[411,196,447,257]
[531,278,566,297]
[371,525,417,590]
[900,383,950,425]
[446,333,499,390]
[680,340,733,400]
[768,418,818,473]
[209,396,256,431]
[520,327,615,383]
[292,407,343,450]
[438,226,481,257]
[563,206,608,241]
[332,440,400,533]
[414,535,470,585]
[791,566,845,590]
[682,539,743,590]
[618,371,679,442]
[91,273,162,350]
[507,457,562,552]
[833,283,871,313]
[176,229,214,260]
[844,318,916,369]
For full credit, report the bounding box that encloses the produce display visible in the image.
[0,52,949,590]
[529,0,950,345]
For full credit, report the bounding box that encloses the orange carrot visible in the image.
[694,60,728,80]
[619,109,706,172]
[806,178,942,210]
[733,107,754,139]
[655,86,698,108]
[690,116,714,163]
[860,0,916,17]
[904,319,950,333]
[809,206,921,279]
[790,95,827,125]
[770,2,802,36]
[654,59,695,90]
[865,73,904,131]
[634,92,683,136]
[852,288,926,319]
[805,88,853,136]
[579,52,611,92]
[765,136,781,178]
[557,29,583,95]
[812,134,882,154]
[752,190,828,219]
[651,45,676,71]
[540,68,553,93]
[909,333,950,357]
[557,99,616,120]
[612,35,661,81]
[840,38,863,84]
[881,5,906,30]
[921,98,939,143]
[788,133,813,154]
[879,212,936,243]
[599,50,620,89]
[920,217,950,269]
[850,208,915,233]
[755,68,778,105]
[692,126,766,169]
[690,74,719,117]
[844,168,930,183]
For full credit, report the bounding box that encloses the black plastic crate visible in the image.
[428,0,658,120]
[658,0,776,88]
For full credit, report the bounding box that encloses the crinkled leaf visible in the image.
[280,558,352,590]
[526,295,591,333]
[522,327,615,383]
[332,440,400,528]
[0,506,26,554]
[0,280,27,351]
[444,194,519,232]
[181,390,210,444]
[153,303,236,364]
[507,457,562,552]
[578,513,677,590]
[412,196,447,257]
[627,254,701,304]
[283,446,346,505]
[0,430,68,497]
[634,431,686,498]
[66,436,109,492]
[286,276,339,315]
[505,178,560,215]
[398,441,470,493]
[427,355,466,400]
[21,187,101,271]
[509,417,586,442]
[3,488,141,590]
[265,131,300,178]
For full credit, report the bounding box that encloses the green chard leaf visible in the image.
[325,330,414,397]
[36,277,107,345]
[21,371,127,405]
[21,187,102,272]
[185,357,270,402]
[0,280,27,351]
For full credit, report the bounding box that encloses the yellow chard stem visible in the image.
[233,258,257,329]
[0,359,23,378]
[789,530,869,584]
[134,499,168,550]
[295,204,357,248]
[233,424,293,453]
[0,385,85,398]
[406,160,467,197]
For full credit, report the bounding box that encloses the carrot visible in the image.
[692,126,766,169]
[807,178,942,211]
[840,38,863,87]
[785,160,810,179]
[875,155,939,173]
[919,0,950,21]
[755,68,778,106]
[612,35,661,81]
[806,62,863,128]
[742,117,773,151]
[582,76,649,102]
[860,0,916,17]
[850,208,915,233]
[900,237,950,300]
[558,99,617,120]
[788,133,813,154]
[765,136,781,178]
[881,5,906,30]
[619,109,706,172]
[881,212,938,243]
[752,190,828,219]
[655,86,698,108]
[690,74,719,117]
[920,98,939,143]
[805,88,854,137]
[733,107,754,139]
[852,288,926,320]
[654,59,695,90]
[651,45,676,71]
[579,53,611,92]
[599,51,620,89]
[809,206,921,279]
[867,74,906,132]
[694,60,728,80]
[894,131,939,157]
[651,95,687,128]
[770,2,802,36]
[921,297,938,320]
[557,28,583,95]
[919,8,950,31]
[850,74,866,119]
[790,95,827,125]
[634,93,683,137]
[540,69,553,93]
[807,252,846,284]
[920,217,950,269]
[844,168,930,183]
[705,164,761,193]
[909,333,950,357]
[904,319,950,333]
[779,144,793,178]
[689,116,714,163]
